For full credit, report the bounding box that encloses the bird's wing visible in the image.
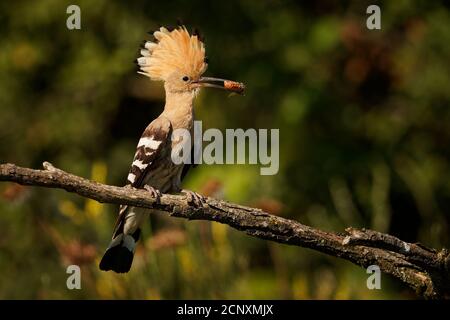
[126,116,172,188]
[112,116,172,237]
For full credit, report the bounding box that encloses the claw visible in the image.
[144,185,162,203]
[182,189,206,207]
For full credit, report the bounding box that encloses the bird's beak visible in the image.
[193,77,245,94]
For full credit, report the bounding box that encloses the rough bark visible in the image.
[1,162,449,299]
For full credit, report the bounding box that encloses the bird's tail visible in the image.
[99,229,141,273]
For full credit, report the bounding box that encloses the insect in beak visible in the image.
[193,77,245,94]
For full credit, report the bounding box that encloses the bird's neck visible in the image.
[162,91,195,130]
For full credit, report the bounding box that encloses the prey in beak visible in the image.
[193,77,245,94]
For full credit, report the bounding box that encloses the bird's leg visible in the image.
[143,184,162,203]
[181,189,206,207]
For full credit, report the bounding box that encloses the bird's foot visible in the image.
[144,185,162,203]
[181,189,206,208]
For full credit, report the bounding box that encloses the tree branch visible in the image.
[1,162,449,299]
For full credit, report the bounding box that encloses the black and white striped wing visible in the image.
[112,116,172,235]
[126,116,172,188]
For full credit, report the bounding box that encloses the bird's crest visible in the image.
[137,26,208,81]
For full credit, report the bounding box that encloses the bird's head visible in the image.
[137,26,244,95]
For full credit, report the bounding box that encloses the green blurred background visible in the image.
[0,0,449,299]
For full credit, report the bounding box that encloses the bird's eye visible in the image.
[182,76,189,82]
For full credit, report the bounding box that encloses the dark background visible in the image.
[0,0,449,299]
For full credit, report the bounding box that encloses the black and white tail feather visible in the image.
[99,214,141,273]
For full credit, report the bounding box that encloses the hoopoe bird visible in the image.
[99,25,245,273]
